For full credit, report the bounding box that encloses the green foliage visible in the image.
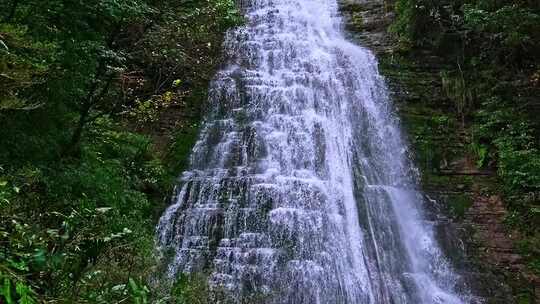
[463,4,540,62]
[0,272,38,304]
[469,142,488,168]
[389,0,464,50]
[389,0,418,49]
[171,274,210,304]
[441,69,476,126]
[0,0,241,302]
[475,96,540,223]
[494,125,540,193]
[133,0,242,99]
[0,119,165,302]
[129,278,150,304]
[0,23,56,110]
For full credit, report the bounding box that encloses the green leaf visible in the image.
[0,277,13,304]
[16,282,36,304]
[32,249,47,268]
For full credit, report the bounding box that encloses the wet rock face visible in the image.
[337,0,539,302]
[338,0,395,55]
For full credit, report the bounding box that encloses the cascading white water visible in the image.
[157,0,473,303]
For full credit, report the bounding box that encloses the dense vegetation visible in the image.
[390,0,540,274]
[0,0,240,302]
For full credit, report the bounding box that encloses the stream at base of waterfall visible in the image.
[157,0,476,303]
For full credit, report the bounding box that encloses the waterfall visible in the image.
[157,0,471,302]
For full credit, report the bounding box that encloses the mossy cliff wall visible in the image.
[338,0,539,302]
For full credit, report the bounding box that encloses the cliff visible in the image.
[338,0,540,302]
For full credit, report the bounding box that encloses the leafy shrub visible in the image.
[463,4,540,64]
[1,0,242,302]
